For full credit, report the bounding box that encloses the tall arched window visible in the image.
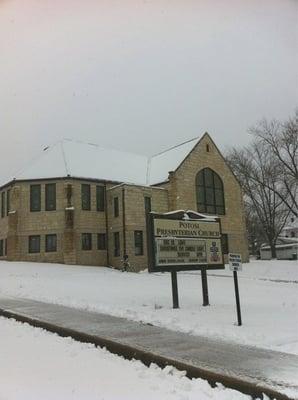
[196,168,225,215]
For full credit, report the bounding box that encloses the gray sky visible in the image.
[0,0,297,181]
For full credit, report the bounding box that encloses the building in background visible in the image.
[0,133,249,270]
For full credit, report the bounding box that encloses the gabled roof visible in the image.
[1,135,205,187]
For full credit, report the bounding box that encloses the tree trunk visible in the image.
[270,243,277,259]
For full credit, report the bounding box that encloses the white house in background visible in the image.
[280,217,298,239]
[260,237,298,261]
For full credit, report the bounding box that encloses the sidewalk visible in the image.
[1,296,297,400]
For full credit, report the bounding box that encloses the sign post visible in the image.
[171,271,179,309]
[201,269,209,306]
[229,253,242,326]
[147,210,224,309]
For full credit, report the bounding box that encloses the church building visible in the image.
[0,133,249,270]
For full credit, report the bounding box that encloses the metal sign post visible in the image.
[201,269,209,306]
[229,253,242,326]
[171,271,179,308]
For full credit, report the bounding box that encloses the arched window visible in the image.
[196,168,225,215]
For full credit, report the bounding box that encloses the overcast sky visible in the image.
[0,0,297,181]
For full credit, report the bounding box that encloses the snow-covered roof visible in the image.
[1,136,202,187]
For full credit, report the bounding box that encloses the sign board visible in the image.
[147,211,224,272]
[229,253,242,271]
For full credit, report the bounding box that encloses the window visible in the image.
[206,144,210,152]
[134,231,143,256]
[114,232,120,257]
[114,197,119,217]
[82,233,92,250]
[81,184,91,210]
[45,234,57,252]
[0,240,3,256]
[144,196,151,215]
[30,185,41,212]
[6,190,10,215]
[4,239,7,256]
[1,192,5,217]
[96,186,105,211]
[221,234,229,254]
[29,235,40,253]
[97,233,106,250]
[45,184,56,211]
[196,168,225,215]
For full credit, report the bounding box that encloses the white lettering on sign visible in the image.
[229,253,242,271]
[155,237,223,266]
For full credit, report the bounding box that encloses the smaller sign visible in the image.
[229,253,242,271]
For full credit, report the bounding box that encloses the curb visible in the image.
[0,308,293,400]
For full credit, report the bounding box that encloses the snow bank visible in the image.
[0,317,250,400]
[0,259,297,355]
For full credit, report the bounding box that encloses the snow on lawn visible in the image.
[0,259,297,355]
[0,317,250,400]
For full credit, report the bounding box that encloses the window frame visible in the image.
[0,239,3,257]
[81,184,91,211]
[221,233,229,254]
[144,196,152,215]
[30,185,41,212]
[28,235,41,254]
[81,233,92,251]
[196,168,225,215]
[97,233,106,250]
[134,230,144,256]
[45,234,57,252]
[1,192,5,218]
[6,189,10,216]
[114,197,119,218]
[45,183,56,211]
[113,232,120,257]
[96,186,105,212]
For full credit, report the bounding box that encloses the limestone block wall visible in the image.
[162,135,249,262]
[0,185,10,260]
[70,179,108,266]
[123,185,169,271]
[106,185,124,269]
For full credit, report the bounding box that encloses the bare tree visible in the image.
[249,110,298,216]
[227,141,290,258]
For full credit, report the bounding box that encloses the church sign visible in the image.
[147,211,224,272]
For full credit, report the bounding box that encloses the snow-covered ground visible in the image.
[0,259,297,354]
[0,317,250,400]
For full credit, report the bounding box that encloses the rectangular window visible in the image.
[222,234,229,254]
[4,239,7,256]
[0,240,3,256]
[97,233,106,250]
[114,232,120,257]
[114,197,119,217]
[144,196,151,215]
[45,184,56,211]
[96,186,105,211]
[45,234,57,252]
[81,184,91,210]
[30,185,41,212]
[82,233,92,250]
[6,190,10,215]
[134,230,143,256]
[1,192,5,218]
[29,235,40,253]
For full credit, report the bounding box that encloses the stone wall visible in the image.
[161,134,249,262]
